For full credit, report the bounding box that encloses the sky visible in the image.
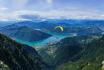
[0,0,104,20]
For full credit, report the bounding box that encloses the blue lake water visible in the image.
[14,35,66,47]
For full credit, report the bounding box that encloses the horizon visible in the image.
[0,0,104,20]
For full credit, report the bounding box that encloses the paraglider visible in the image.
[102,61,104,70]
[55,26,64,31]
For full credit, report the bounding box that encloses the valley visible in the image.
[0,19,104,70]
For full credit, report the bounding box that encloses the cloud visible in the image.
[0,9,104,21]
[46,0,53,4]
[12,10,104,19]
[0,7,8,11]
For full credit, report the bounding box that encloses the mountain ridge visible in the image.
[0,26,52,42]
[0,33,51,70]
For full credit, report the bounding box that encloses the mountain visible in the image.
[1,19,103,35]
[38,35,100,67]
[0,21,14,27]
[0,26,52,42]
[56,35,104,70]
[0,33,51,70]
[0,20,59,35]
[53,35,101,65]
[53,37,83,65]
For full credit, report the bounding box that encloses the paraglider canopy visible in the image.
[55,26,64,31]
[102,61,104,65]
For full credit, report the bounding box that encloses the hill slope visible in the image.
[38,35,100,67]
[0,33,49,70]
[56,36,104,70]
[0,26,52,42]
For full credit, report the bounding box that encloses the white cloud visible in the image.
[46,0,53,4]
[15,10,104,20]
[1,7,8,11]
[0,9,104,21]
[0,7,8,11]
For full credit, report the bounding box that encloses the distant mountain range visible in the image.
[0,19,104,35]
[0,26,52,42]
[0,21,15,27]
